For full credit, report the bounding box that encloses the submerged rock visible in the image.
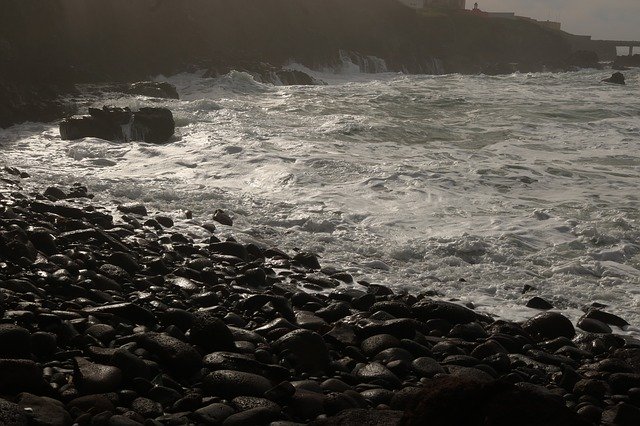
[127,81,179,99]
[602,72,626,85]
[59,106,175,143]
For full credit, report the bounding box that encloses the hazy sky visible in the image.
[477,0,640,40]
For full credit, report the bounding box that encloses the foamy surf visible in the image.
[1,67,639,333]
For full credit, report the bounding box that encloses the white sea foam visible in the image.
[2,68,640,332]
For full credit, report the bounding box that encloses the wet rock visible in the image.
[84,303,156,326]
[577,317,612,334]
[601,402,640,425]
[203,370,272,398]
[0,359,44,393]
[67,394,115,415]
[127,81,179,99]
[222,407,279,426]
[212,209,233,226]
[315,302,351,322]
[131,397,163,418]
[361,334,401,357]
[288,389,326,420]
[117,203,148,216]
[131,107,175,143]
[412,300,477,325]
[74,357,123,394]
[210,241,248,261]
[0,324,32,358]
[59,107,132,141]
[17,393,71,426]
[273,329,331,373]
[137,332,203,378]
[401,376,588,426]
[583,309,629,328]
[309,409,403,426]
[412,356,445,377]
[354,362,401,388]
[292,252,321,269]
[112,349,151,380]
[602,72,626,85]
[275,69,321,86]
[522,312,575,340]
[194,403,236,425]
[0,399,28,426]
[526,296,554,310]
[189,311,235,352]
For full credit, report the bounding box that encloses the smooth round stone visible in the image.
[137,332,202,378]
[17,393,71,426]
[577,318,612,334]
[74,357,123,394]
[231,396,280,412]
[0,324,32,358]
[361,334,401,357]
[194,403,236,424]
[203,370,272,399]
[360,388,394,406]
[523,312,575,340]
[355,362,401,388]
[273,329,330,373]
[221,407,279,426]
[411,357,445,378]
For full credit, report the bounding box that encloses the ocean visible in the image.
[2,66,639,332]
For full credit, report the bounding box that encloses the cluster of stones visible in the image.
[1,167,640,426]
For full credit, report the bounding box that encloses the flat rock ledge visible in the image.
[0,168,639,426]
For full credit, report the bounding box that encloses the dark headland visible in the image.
[0,0,607,129]
[3,1,640,426]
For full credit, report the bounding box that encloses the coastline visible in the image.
[1,0,577,129]
[1,168,639,425]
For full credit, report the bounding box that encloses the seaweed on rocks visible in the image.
[0,168,639,425]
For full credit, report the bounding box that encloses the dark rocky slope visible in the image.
[1,0,572,128]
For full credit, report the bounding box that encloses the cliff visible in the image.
[1,0,572,127]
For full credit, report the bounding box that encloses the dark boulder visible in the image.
[127,81,179,99]
[273,329,331,373]
[60,106,132,141]
[137,332,203,378]
[17,393,72,426]
[522,312,575,340]
[602,72,626,85]
[59,106,174,143]
[401,376,589,426]
[412,300,476,325]
[526,296,553,310]
[202,370,272,398]
[131,107,175,143]
[0,359,44,393]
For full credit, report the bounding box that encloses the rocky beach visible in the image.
[2,1,640,425]
[1,166,640,425]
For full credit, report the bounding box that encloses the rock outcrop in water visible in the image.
[602,72,626,85]
[126,82,180,99]
[1,168,639,425]
[59,106,175,143]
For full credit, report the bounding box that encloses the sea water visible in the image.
[2,67,639,332]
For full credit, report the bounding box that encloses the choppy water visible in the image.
[2,67,640,331]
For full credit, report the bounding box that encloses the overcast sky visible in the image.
[477,0,640,40]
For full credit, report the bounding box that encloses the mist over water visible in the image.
[2,67,640,331]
